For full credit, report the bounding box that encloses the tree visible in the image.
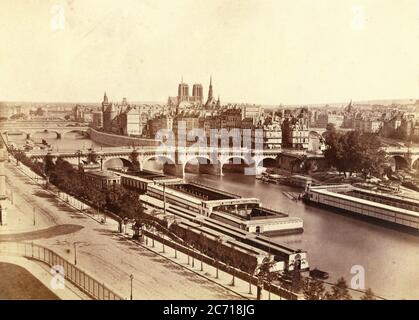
[361,288,376,300]
[290,157,304,174]
[342,130,363,176]
[358,133,386,179]
[324,130,346,174]
[303,158,318,174]
[390,126,408,141]
[34,107,45,116]
[10,113,27,120]
[129,149,140,170]
[86,149,98,164]
[324,130,384,179]
[302,277,326,300]
[325,277,352,300]
[43,152,55,175]
[326,123,336,132]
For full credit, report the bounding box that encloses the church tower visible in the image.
[192,84,203,104]
[102,92,109,112]
[178,80,189,103]
[205,76,217,109]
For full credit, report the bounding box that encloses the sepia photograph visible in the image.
[0,0,418,309]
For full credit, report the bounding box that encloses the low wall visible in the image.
[89,128,159,147]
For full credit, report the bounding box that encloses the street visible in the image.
[2,161,241,299]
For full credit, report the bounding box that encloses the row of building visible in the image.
[94,77,320,151]
[310,100,419,139]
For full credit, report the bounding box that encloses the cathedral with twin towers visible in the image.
[167,76,221,112]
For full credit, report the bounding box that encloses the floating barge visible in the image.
[304,184,419,233]
[259,172,313,189]
[112,169,309,272]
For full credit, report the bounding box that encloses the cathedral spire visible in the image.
[208,75,213,100]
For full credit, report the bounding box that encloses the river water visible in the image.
[9,132,419,299]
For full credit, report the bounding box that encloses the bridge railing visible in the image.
[383,147,419,153]
[0,242,124,300]
[24,145,284,158]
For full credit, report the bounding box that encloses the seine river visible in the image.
[9,132,419,299]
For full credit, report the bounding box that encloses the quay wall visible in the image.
[88,128,160,147]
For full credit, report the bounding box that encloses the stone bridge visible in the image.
[2,124,90,140]
[24,146,283,177]
[382,146,419,170]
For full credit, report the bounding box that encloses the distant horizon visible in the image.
[2,97,418,108]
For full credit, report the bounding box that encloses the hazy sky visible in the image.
[0,0,418,104]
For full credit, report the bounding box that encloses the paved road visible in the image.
[0,224,83,241]
[3,162,240,299]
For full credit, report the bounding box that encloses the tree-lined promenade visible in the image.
[7,145,382,300]
[11,149,261,286]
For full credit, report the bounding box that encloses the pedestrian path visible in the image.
[121,229,287,300]
[0,255,89,300]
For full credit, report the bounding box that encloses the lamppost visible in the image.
[256,273,264,300]
[74,242,81,265]
[163,182,167,216]
[191,243,195,268]
[130,274,134,300]
[75,150,82,166]
[98,155,104,171]
[215,236,222,279]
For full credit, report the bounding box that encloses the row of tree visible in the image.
[12,150,260,277]
[10,149,378,300]
[302,277,376,300]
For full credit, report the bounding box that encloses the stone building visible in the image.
[281,109,310,149]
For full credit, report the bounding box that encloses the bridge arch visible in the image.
[388,155,410,171]
[411,156,419,171]
[254,155,278,168]
[142,154,176,165]
[103,157,133,170]
[183,154,215,165]
[183,155,219,175]
[61,129,89,139]
[3,130,28,140]
[309,130,323,138]
[219,155,252,176]
[141,154,176,173]
[31,130,61,139]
